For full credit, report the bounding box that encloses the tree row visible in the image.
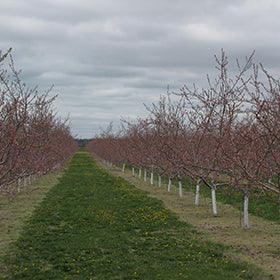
[87,50,280,228]
[0,49,78,196]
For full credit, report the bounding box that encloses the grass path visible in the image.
[0,152,268,279]
[0,167,65,259]
[100,161,280,280]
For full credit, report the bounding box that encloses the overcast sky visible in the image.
[1,0,280,138]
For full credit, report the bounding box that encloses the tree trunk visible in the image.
[24,176,27,188]
[29,175,32,185]
[138,168,142,179]
[144,168,147,182]
[132,167,135,177]
[158,175,161,188]
[195,179,200,206]
[150,172,153,185]
[122,163,125,172]
[244,194,249,228]
[168,177,172,192]
[178,179,183,198]
[18,178,21,193]
[278,194,280,220]
[211,188,218,216]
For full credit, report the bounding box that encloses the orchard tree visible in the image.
[178,49,254,217]
[247,64,280,219]
[0,48,77,195]
[145,94,190,197]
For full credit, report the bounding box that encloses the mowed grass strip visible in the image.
[0,167,65,259]
[1,153,265,279]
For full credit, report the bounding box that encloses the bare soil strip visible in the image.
[103,164,280,279]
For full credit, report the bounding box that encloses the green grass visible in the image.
[199,183,280,222]
[0,167,66,259]
[125,165,280,222]
[1,153,264,279]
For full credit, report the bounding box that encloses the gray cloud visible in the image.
[1,0,280,138]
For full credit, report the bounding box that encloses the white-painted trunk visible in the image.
[158,175,161,188]
[132,167,135,177]
[144,168,147,182]
[18,178,21,193]
[138,168,142,179]
[150,164,154,185]
[195,179,200,206]
[178,180,183,198]
[122,163,125,172]
[24,176,27,188]
[279,194,280,220]
[168,178,172,192]
[29,175,32,185]
[110,162,113,168]
[211,188,218,216]
[244,194,249,228]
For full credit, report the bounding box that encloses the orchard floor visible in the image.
[0,168,65,259]
[99,160,280,280]
[0,152,275,279]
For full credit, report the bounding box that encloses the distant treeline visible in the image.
[76,138,90,147]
